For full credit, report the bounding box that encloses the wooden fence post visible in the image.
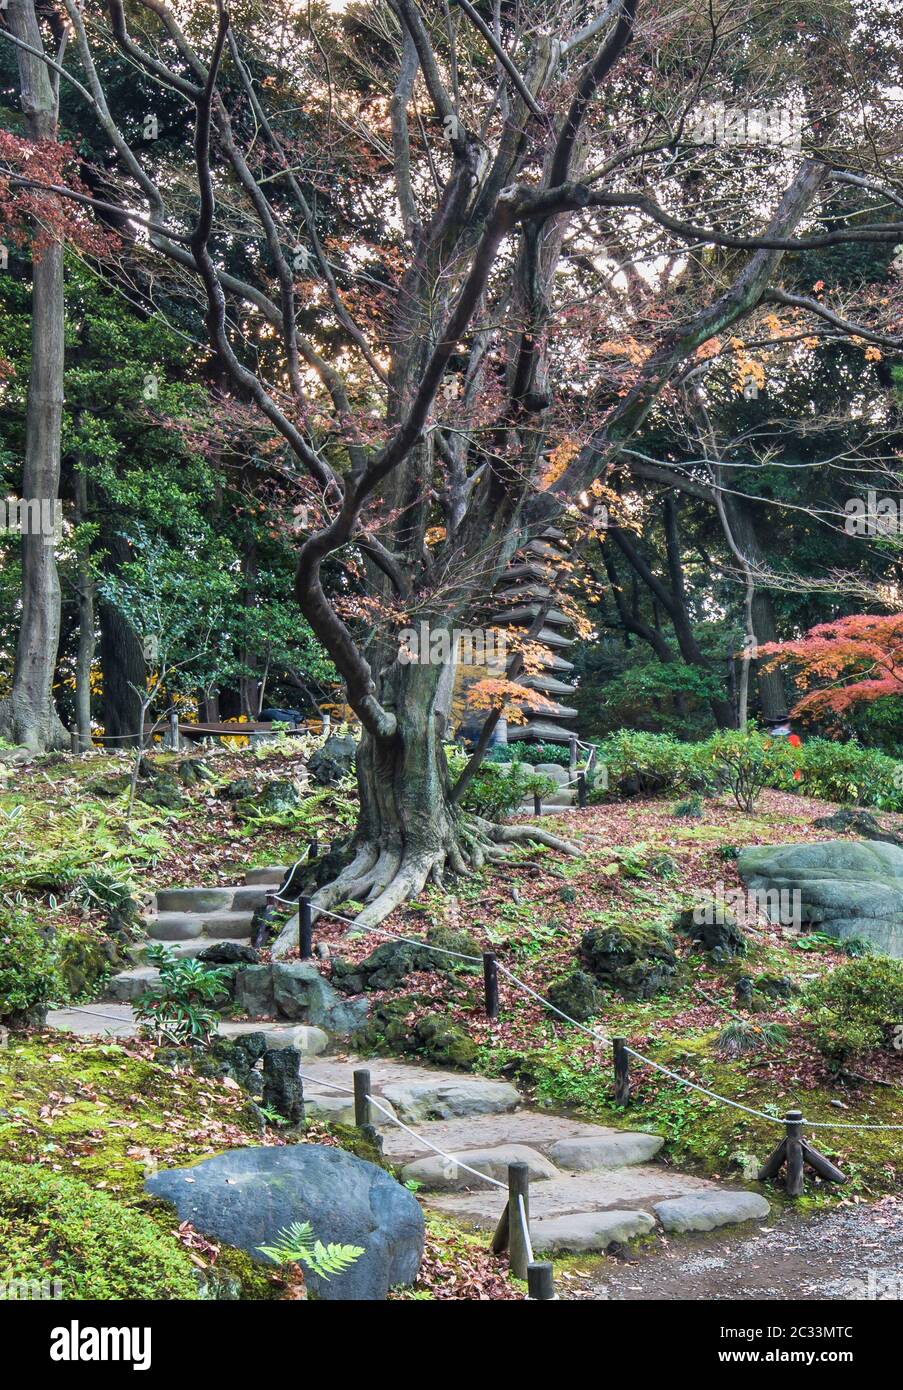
[299,897,313,958]
[483,952,499,1020]
[785,1109,805,1197]
[353,1068,372,1129]
[613,1036,630,1105]
[577,771,587,807]
[168,709,180,751]
[507,1161,531,1282]
[533,791,542,816]
[527,1262,556,1301]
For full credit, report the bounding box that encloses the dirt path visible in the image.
[575,1197,902,1300]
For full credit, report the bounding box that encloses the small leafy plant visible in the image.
[258,1221,364,1280]
[134,943,229,1045]
[716,1019,788,1058]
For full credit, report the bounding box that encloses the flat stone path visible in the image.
[294,1054,770,1253]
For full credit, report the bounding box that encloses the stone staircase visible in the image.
[503,759,578,814]
[298,1055,771,1254]
[108,865,290,1001]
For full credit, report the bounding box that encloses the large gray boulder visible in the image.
[308,735,357,786]
[738,840,903,957]
[146,1144,424,1301]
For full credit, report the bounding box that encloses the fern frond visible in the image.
[258,1221,364,1279]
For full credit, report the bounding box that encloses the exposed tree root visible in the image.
[271,812,581,955]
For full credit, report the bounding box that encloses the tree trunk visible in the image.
[73,465,95,751]
[0,0,68,751]
[273,645,577,949]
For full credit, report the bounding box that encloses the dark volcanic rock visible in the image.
[674,902,748,962]
[547,969,605,1023]
[146,1144,424,1300]
[262,1046,304,1124]
[581,923,677,1000]
[308,734,358,786]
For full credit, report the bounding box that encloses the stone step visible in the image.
[401,1144,559,1191]
[156,887,233,913]
[201,911,256,940]
[244,866,289,886]
[129,936,254,963]
[429,1167,717,1227]
[147,913,206,941]
[230,885,269,911]
[376,1110,646,1164]
[46,1005,330,1055]
[106,965,160,1002]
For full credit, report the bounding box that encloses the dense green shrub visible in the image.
[0,903,60,1023]
[0,1161,199,1298]
[803,955,903,1060]
[486,741,573,767]
[590,729,704,801]
[457,762,556,819]
[791,737,903,811]
[699,725,797,812]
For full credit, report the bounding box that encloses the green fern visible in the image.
[258,1221,364,1279]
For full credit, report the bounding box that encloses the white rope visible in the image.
[624,1045,786,1125]
[804,1119,903,1131]
[296,902,483,962]
[295,1069,507,1189]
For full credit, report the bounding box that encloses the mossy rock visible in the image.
[547,968,604,1022]
[332,928,479,995]
[355,995,477,1069]
[56,930,120,999]
[581,922,677,1000]
[0,1161,199,1299]
[221,777,255,801]
[674,903,747,962]
[136,773,184,810]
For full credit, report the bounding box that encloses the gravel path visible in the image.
[576,1198,903,1300]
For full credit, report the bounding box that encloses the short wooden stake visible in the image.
[299,896,313,958]
[568,735,578,776]
[613,1036,630,1105]
[577,771,587,807]
[308,837,318,860]
[527,1261,556,1301]
[785,1109,804,1197]
[507,1162,530,1282]
[483,951,499,1020]
[533,791,542,816]
[353,1068,372,1129]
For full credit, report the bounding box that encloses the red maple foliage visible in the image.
[758,613,903,718]
[0,131,115,259]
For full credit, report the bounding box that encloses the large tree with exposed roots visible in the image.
[4,0,902,926]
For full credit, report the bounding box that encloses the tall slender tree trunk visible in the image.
[73,465,95,750]
[0,0,68,751]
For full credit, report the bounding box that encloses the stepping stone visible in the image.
[218,1021,328,1055]
[46,1003,138,1038]
[147,913,205,941]
[201,911,255,940]
[653,1191,770,1233]
[106,966,159,1002]
[156,887,232,913]
[130,936,251,963]
[244,866,288,885]
[400,1144,558,1191]
[548,1133,664,1170]
[531,1209,655,1253]
[378,1111,642,1163]
[381,1078,521,1123]
[303,1094,400,1129]
[430,1167,714,1228]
